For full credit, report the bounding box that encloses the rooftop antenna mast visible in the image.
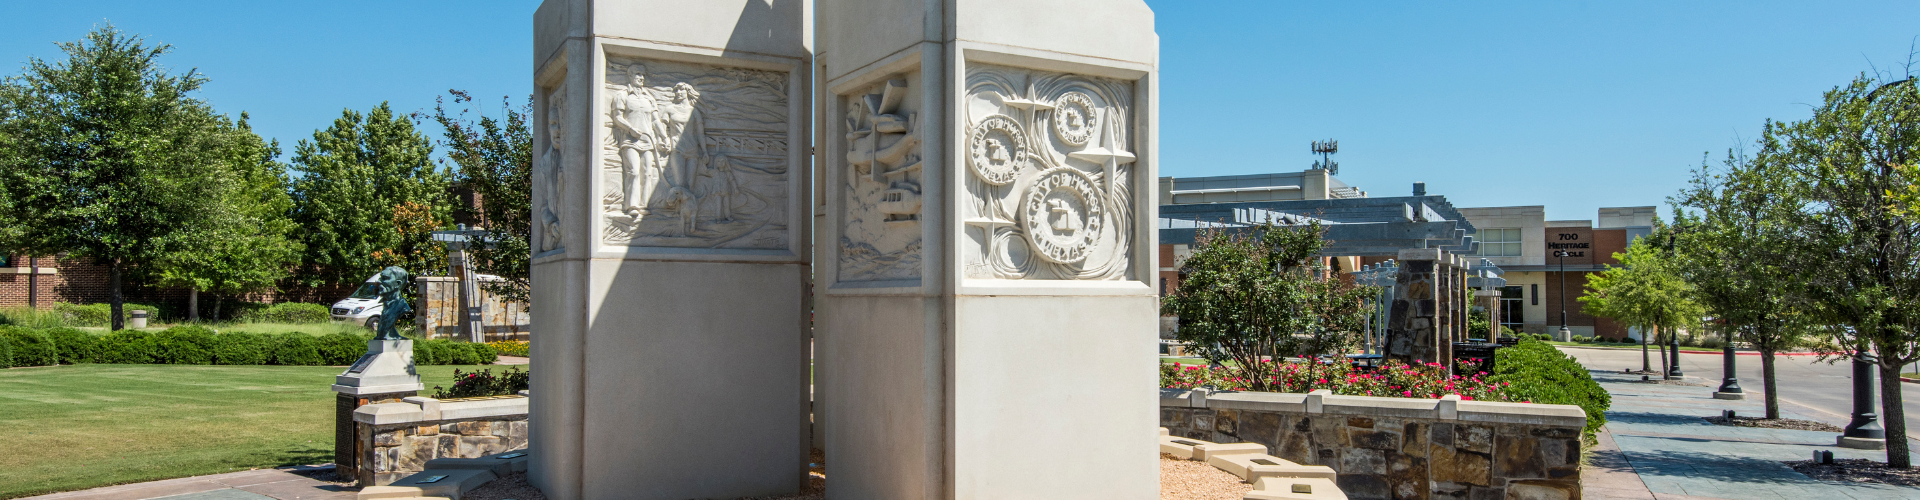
[1311,139,1339,175]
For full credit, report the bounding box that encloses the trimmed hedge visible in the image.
[0,325,498,368]
[150,326,217,364]
[53,302,165,327]
[98,330,156,364]
[1490,339,1612,443]
[1,327,59,367]
[317,332,370,365]
[236,302,332,324]
[212,331,271,365]
[269,334,327,366]
[44,327,98,364]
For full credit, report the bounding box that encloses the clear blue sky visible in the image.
[4,1,1917,221]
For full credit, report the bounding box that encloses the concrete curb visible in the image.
[1554,345,1826,356]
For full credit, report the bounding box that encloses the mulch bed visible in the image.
[1786,458,1920,487]
[1703,415,1844,432]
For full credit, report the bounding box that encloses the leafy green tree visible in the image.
[1578,223,1705,377]
[1162,221,1378,392]
[0,26,231,329]
[1772,74,1920,467]
[148,114,303,321]
[289,102,451,288]
[1672,143,1817,420]
[424,91,533,304]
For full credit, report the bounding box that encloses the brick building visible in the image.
[1155,168,1656,342]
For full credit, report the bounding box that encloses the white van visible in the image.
[330,274,385,329]
[330,271,506,330]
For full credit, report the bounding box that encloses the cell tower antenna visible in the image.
[1311,139,1339,175]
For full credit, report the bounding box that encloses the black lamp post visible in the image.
[1555,250,1570,342]
[1714,324,1743,398]
[1840,351,1886,449]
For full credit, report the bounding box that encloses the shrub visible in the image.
[43,327,98,364]
[1490,339,1611,443]
[0,333,12,368]
[432,367,530,398]
[467,342,498,364]
[0,327,59,367]
[414,339,455,366]
[1160,359,1512,402]
[317,332,370,365]
[487,340,529,357]
[212,331,271,365]
[150,326,217,364]
[269,334,327,366]
[98,330,156,364]
[53,302,164,327]
[237,302,332,324]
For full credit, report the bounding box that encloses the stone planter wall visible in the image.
[352,395,529,486]
[1160,388,1586,500]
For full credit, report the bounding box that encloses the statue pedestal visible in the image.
[333,339,424,481]
[333,339,425,395]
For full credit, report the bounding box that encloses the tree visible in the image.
[1673,142,1817,420]
[1772,73,1920,467]
[289,102,451,288]
[423,91,533,304]
[0,26,230,329]
[1162,221,1378,392]
[1579,223,1705,378]
[148,114,303,321]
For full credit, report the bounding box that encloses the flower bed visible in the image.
[1160,358,1512,402]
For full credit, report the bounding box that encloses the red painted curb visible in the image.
[1556,345,1825,356]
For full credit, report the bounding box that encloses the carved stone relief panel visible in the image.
[599,55,791,250]
[837,76,924,282]
[962,64,1135,280]
[537,85,566,254]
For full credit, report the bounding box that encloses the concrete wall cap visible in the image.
[438,396,530,421]
[1457,400,1587,426]
[1204,391,1308,412]
[402,396,442,420]
[353,402,426,425]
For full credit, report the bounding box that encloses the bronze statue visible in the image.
[374,266,412,341]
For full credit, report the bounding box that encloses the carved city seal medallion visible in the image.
[968,114,1027,186]
[1021,167,1105,264]
[1052,91,1097,147]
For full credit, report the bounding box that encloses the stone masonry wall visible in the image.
[1161,389,1583,500]
[413,277,531,341]
[353,396,529,486]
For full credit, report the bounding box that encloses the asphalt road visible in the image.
[1557,344,1920,442]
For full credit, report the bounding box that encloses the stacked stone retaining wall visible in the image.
[1160,388,1585,500]
[352,395,529,486]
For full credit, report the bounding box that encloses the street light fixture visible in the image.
[1555,250,1571,342]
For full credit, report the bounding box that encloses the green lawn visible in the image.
[0,363,504,499]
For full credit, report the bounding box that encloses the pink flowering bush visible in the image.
[1160,359,1513,402]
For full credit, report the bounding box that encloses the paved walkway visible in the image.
[1579,364,1920,500]
[19,466,352,500]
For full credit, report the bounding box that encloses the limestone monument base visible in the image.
[815,1,1160,497]
[332,339,424,484]
[529,1,811,499]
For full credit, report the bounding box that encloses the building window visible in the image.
[1499,286,1525,332]
[0,255,9,267]
[1475,228,1522,257]
[1530,283,1539,306]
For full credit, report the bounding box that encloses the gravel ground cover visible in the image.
[1786,458,1920,487]
[1159,454,1252,500]
[1702,415,1844,432]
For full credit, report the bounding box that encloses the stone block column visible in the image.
[814,1,1160,498]
[528,2,811,499]
[1387,248,1443,363]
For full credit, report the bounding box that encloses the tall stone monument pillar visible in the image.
[814,1,1160,498]
[1387,248,1444,363]
[529,2,811,499]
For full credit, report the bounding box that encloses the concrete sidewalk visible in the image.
[1582,367,1920,500]
[18,466,353,500]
